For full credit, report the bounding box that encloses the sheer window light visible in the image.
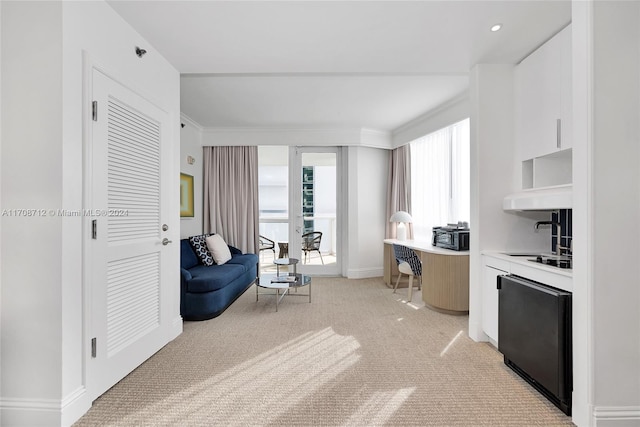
[410,118,470,240]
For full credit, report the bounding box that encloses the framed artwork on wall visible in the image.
[180,173,194,217]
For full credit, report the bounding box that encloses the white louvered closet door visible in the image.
[88,70,173,400]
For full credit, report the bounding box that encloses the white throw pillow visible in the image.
[205,234,232,265]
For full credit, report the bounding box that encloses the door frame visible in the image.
[288,146,343,276]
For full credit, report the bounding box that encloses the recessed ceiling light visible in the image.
[491,24,503,32]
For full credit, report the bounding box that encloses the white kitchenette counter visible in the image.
[482,251,573,292]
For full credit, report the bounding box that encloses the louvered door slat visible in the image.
[108,138,160,162]
[107,158,159,181]
[106,253,160,357]
[105,97,161,353]
[109,102,161,135]
[108,109,160,140]
[107,98,160,244]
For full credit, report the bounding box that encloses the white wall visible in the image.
[0,0,3,403]
[591,1,640,411]
[346,146,387,278]
[1,1,181,425]
[571,4,592,425]
[468,64,549,342]
[180,116,203,238]
[572,1,640,425]
[1,4,65,426]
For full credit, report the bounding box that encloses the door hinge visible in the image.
[92,101,98,121]
[91,337,97,358]
[92,219,98,239]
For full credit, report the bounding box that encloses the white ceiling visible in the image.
[108,0,571,132]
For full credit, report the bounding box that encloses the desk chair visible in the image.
[392,244,422,302]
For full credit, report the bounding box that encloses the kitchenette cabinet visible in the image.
[481,252,572,348]
[516,24,572,162]
[515,24,572,190]
[482,256,509,344]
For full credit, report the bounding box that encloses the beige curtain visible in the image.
[203,146,259,254]
[386,145,413,239]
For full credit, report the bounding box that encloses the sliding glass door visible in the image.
[258,146,289,267]
[258,146,342,276]
[289,147,341,276]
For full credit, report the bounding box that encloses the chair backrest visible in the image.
[302,231,322,250]
[259,235,274,250]
[392,244,422,276]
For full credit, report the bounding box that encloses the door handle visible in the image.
[162,238,172,246]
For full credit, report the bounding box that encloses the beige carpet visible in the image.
[74,277,574,426]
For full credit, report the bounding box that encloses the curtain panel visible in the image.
[386,145,413,239]
[203,146,259,254]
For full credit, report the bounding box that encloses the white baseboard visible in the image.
[171,315,183,340]
[1,386,90,427]
[1,397,60,426]
[62,386,90,427]
[593,406,640,427]
[467,319,488,342]
[346,268,383,279]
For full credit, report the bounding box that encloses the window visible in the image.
[258,146,289,243]
[410,118,470,240]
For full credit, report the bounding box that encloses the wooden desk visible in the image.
[384,239,470,314]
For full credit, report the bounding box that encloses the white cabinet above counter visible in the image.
[515,24,572,190]
[516,24,572,162]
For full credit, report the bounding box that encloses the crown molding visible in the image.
[199,126,392,149]
[392,91,470,148]
[360,128,392,149]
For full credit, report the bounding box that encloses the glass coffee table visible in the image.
[256,258,311,312]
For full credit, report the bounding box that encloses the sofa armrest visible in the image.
[228,245,242,255]
[180,267,192,281]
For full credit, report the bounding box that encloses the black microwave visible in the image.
[432,226,470,251]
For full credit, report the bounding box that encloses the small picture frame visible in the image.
[180,173,194,217]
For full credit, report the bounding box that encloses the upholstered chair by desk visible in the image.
[392,244,422,302]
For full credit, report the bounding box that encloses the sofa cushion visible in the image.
[189,234,215,266]
[206,234,232,265]
[226,253,259,272]
[186,264,245,293]
[180,239,200,270]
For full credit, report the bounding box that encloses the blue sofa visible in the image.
[180,238,258,320]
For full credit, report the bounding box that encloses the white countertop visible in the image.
[384,239,469,256]
[482,251,572,292]
[483,251,572,277]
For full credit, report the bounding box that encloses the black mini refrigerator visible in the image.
[498,274,572,415]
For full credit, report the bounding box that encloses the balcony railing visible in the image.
[259,214,336,256]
